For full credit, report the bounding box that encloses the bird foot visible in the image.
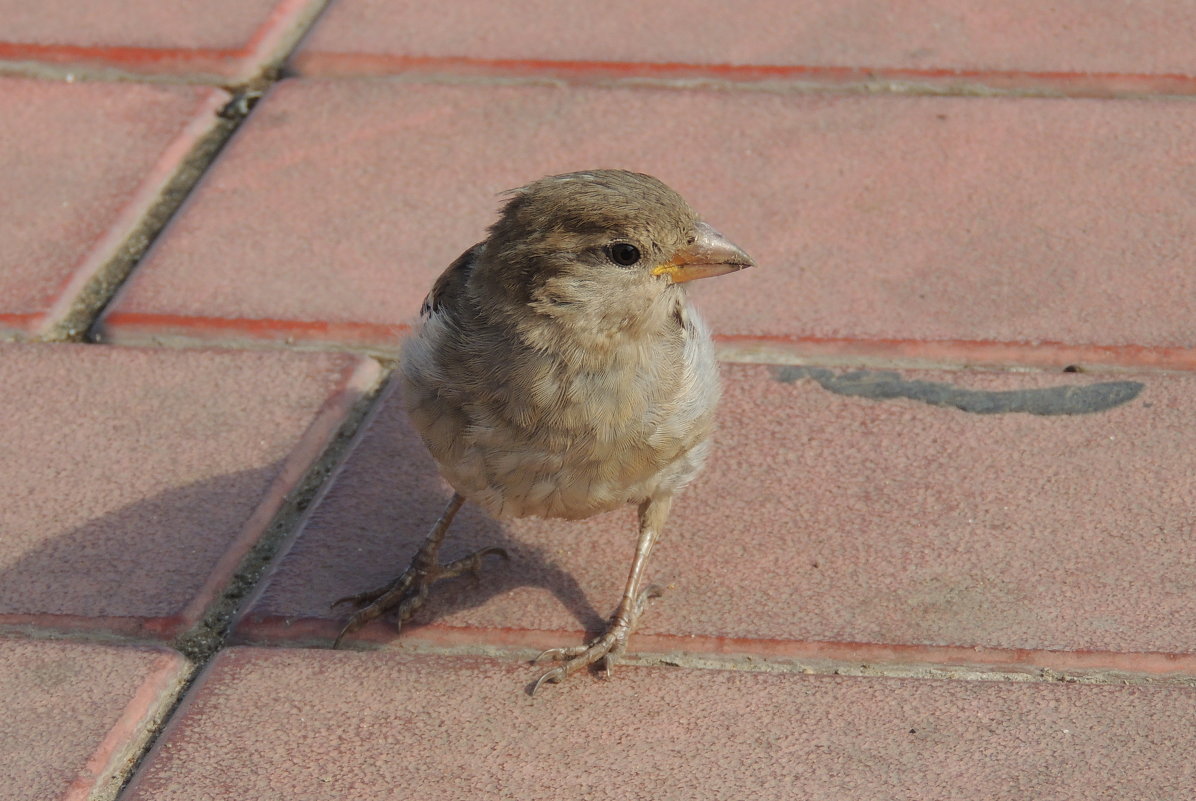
[530,584,662,695]
[331,546,508,648]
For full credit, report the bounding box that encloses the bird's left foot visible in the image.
[531,584,662,694]
[331,546,508,648]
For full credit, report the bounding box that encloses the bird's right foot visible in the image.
[530,584,662,694]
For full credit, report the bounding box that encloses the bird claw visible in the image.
[530,665,570,696]
[529,584,663,695]
[530,627,627,695]
[532,645,579,664]
[331,546,508,648]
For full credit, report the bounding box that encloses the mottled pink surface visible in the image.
[240,364,1195,659]
[0,0,275,48]
[0,637,185,801]
[8,1,1196,796]
[0,344,378,637]
[0,78,224,339]
[296,0,1196,77]
[125,647,1196,800]
[0,0,325,82]
[100,81,1196,353]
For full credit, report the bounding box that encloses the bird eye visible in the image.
[608,242,641,266]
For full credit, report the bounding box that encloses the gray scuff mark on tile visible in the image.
[773,366,1144,415]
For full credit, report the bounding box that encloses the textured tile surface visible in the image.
[98,81,1196,357]
[0,77,224,339]
[0,0,275,48]
[8,0,1196,793]
[0,637,186,801]
[295,0,1196,77]
[124,648,1196,800]
[240,364,1196,664]
[0,344,378,638]
[0,0,324,82]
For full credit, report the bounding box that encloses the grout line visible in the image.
[0,42,245,67]
[36,87,234,341]
[290,54,1196,100]
[645,653,1196,688]
[57,94,246,344]
[232,0,332,89]
[90,316,1196,374]
[108,360,391,800]
[715,336,1196,374]
[78,649,192,801]
[223,374,401,646]
[231,630,1196,689]
[171,357,385,652]
[0,45,248,87]
[172,360,390,662]
[8,3,334,342]
[0,0,329,89]
[73,93,286,341]
[93,312,408,352]
[4,45,1196,101]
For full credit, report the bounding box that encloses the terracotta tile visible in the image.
[124,647,1196,800]
[0,77,226,341]
[0,344,379,638]
[0,0,324,83]
[294,0,1196,91]
[98,81,1196,366]
[0,636,186,801]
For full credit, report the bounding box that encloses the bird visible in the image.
[332,169,753,693]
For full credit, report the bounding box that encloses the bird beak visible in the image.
[652,221,755,284]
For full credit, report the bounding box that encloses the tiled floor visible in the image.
[2,2,1194,799]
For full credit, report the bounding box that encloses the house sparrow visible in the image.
[333,169,753,693]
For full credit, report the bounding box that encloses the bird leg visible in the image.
[331,492,507,648]
[532,495,672,694]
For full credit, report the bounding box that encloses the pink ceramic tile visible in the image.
[294,0,1196,92]
[0,637,185,801]
[239,364,1196,672]
[0,343,379,638]
[0,77,226,341]
[98,81,1196,366]
[0,0,324,83]
[124,647,1196,800]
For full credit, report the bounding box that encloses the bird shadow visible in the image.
[0,463,286,636]
[0,445,609,646]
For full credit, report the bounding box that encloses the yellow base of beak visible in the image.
[652,261,749,283]
[651,221,755,284]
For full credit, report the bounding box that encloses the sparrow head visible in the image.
[477,170,753,319]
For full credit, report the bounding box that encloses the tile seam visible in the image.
[93,315,1196,373]
[0,0,330,87]
[34,87,233,342]
[224,376,402,649]
[230,621,1196,687]
[236,0,332,87]
[172,356,386,659]
[64,648,193,801]
[291,54,1196,98]
[3,48,1195,98]
[107,359,390,798]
